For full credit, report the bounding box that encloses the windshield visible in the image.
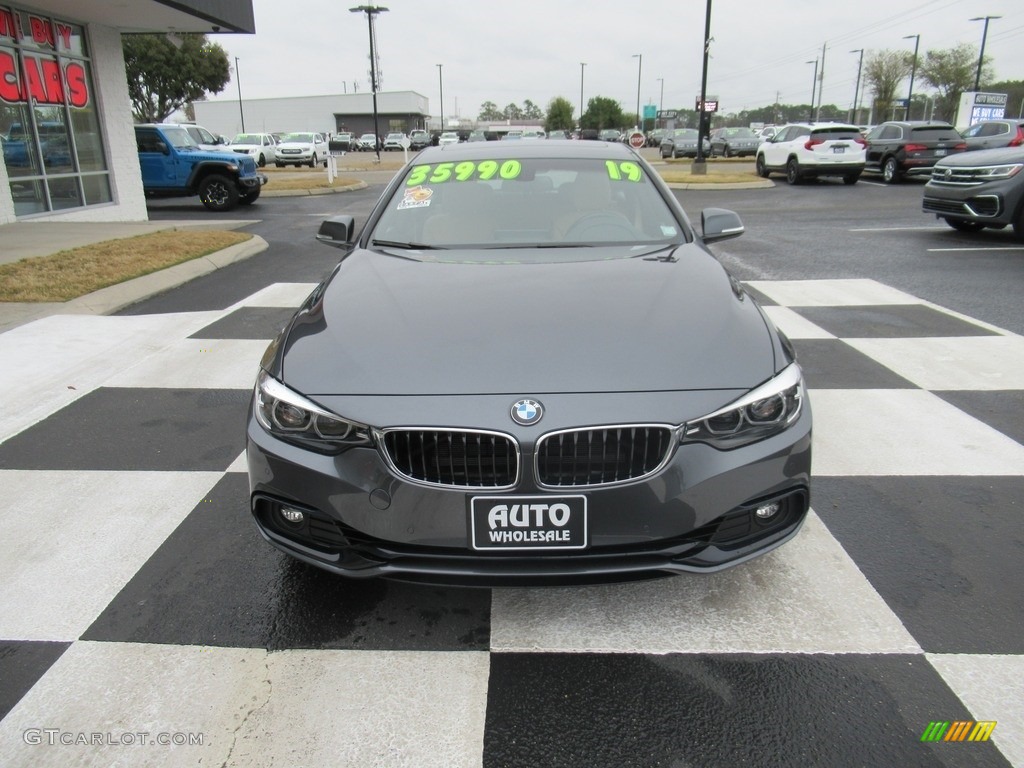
[233,134,261,144]
[282,133,315,143]
[368,156,686,257]
[673,129,698,139]
[723,128,756,138]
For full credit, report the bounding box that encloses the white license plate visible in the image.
[832,146,845,154]
[470,495,588,550]
[936,149,947,156]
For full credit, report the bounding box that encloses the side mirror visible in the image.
[316,215,356,249]
[701,208,744,244]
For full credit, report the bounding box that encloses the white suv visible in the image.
[756,123,866,185]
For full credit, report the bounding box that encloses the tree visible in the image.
[864,49,911,123]
[521,99,543,120]
[478,101,503,121]
[917,43,993,122]
[544,96,575,133]
[503,103,523,120]
[581,96,625,131]
[122,33,230,123]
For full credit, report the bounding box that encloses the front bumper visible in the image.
[923,180,1021,227]
[246,401,812,586]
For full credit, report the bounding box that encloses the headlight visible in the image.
[973,163,1023,180]
[253,370,372,453]
[682,364,805,450]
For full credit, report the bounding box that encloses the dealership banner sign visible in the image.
[0,8,89,107]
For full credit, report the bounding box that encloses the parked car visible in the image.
[170,122,229,151]
[709,127,761,158]
[864,121,966,183]
[960,119,1024,151]
[922,146,1024,239]
[357,133,381,151]
[646,128,666,148]
[135,123,266,211]
[409,129,431,150]
[228,132,277,167]
[380,132,406,151]
[275,132,329,167]
[660,128,710,159]
[329,132,356,152]
[245,140,811,584]
[755,122,866,185]
[467,130,489,142]
[438,131,460,147]
[546,130,569,140]
[599,129,621,142]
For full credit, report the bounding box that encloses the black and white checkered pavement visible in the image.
[0,278,1020,767]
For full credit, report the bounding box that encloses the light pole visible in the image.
[234,57,245,132]
[806,59,818,122]
[693,0,712,174]
[349,5,388,160]
[579,62,586,132]
[849,49,863,124]
[436,63,443,132]
[903,34,920,120]
[970,15,1000,91]
[632,54,642,131]
[656,77,664,129]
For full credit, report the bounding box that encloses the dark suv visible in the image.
[865,121,966,183]
[922,146,1024,239]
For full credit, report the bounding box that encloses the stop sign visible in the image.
[629,132,645,148]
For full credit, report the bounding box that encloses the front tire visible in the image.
[786,158,801,185]
[198,174,240,212]
[308,153,318,168]
[882,156,900,184]
[257,154,266,167]
[275,162,284,168]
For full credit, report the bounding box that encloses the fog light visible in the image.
[755,502,780,519]
[280,506,305,524]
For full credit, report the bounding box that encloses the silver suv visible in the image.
[756,122,866,185]
[922,147,1024,238]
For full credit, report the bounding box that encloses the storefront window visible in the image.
[1,5,110,216]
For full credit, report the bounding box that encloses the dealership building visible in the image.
[0,1,255,225]
[195,91,431,142]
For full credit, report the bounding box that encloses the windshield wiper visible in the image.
[490,243,593,249]
[371,239,445,250]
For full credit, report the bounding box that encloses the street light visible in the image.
[693,0,713,174]
[632,54,642,131]
[849,49,863,124]
[234,56,245,132]
[656,77,664,129]
[436,63,443,132]
[349,5,389,160]
[579,62,586,132]
[806,59,818,122]
[903,34,920,120]
[970,16,1000,91]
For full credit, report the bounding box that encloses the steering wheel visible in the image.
[563,211,638,240]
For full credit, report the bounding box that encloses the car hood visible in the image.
[279,246,776,396]
[937,146,1024,166]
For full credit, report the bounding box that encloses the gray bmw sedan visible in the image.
[246,140,811,585]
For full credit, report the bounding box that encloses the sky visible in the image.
[211,0,1024,121]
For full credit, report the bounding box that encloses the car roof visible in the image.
[419,140,642,160]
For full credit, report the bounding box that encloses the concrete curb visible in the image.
[0,235,269,332]
[262,181,368,197]
[664,180,774,190]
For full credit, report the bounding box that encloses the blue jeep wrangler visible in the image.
[135,123,267,211]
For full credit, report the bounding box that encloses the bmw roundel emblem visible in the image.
[511,398,543,426]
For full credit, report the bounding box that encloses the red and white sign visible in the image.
[628,132,645,148]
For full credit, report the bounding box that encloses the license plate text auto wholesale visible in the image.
[470,495,588,550]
